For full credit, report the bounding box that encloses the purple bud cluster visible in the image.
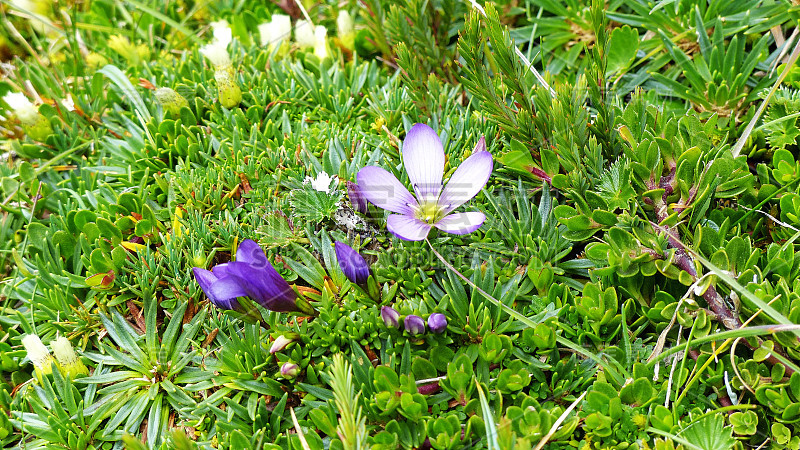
[380,306,448,335]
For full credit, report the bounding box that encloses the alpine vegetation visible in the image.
[1,0,799,448]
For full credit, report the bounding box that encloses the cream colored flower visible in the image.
[295,20,315,48]
[51,336,88,378]
[22,334,56,380]
[3,93,38,124]
[314,25,328,59]
[259,14,292,48]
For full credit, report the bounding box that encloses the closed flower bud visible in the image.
[51,336,88,377]
[337,11,355,50]
[200,41,241,108]
[22,334,56,380]
[346,181,368,214]
[213,67,242,108]
[295,20,315,48]
[281,362,300,378]
[4,93,52,141]
[381,306,400,328]
[314,26,328,60]
[404,314,425,335]
[259,14,292,48]
[154,88,190,116]
[334,241,370,286]
[428,313,447,334]
[269,335,295,354]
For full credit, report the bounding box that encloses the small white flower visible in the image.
[22,334,55,375]
[337,10,355,50]
[314,25,328,59]
[337,11,353,37]
[200,41,231,68]
[259,14,292,48]
[305,171,337,193]
[295,20,315,48]
[3,92,39,125]
[61,94,75,112]
[210,20,232,47]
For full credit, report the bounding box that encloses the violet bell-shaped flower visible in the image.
[334,241,370,286]
[356,123,493,241]
[404,314,426,335]
[193,239,315,315]
[192,266,246,311]
[428,313,447,333]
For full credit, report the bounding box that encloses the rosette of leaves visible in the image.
[75,299,209,446]
[481,180,585,293]
[11,367,112,449]
[651,19,772,124]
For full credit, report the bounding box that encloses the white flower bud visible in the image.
[200,41,231,68]
[22,334,55,379]
[210,20,232,47]
[295,20,315,48]
[4,92,52,141]
[51,336,88,378]
[4,93,39,125]
[314,26,328,60]
[337,11,354,50]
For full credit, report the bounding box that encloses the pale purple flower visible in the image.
[404,314,426,335]
[335,241,370,286]
[428,313,447,333]
[193,239,313,314]
[356,124,492,241]
[381,306,400,328]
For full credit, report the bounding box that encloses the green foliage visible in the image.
[1,0,800,447]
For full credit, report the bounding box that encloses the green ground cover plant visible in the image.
[1,0,800,448]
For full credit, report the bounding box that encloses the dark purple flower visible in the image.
[404,314,426,335]
[356,124,493,241]
[335,241,370,286]
[381,306,400,328]
[193,239,313,315]
[347,181,369,214]
[193,266,246,311]
[428,313,447,333]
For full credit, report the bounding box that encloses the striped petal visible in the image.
[387,214,432,241]
[356,166,417,215]
[403,123,444,202]
[438,146,492,215]
[434,212,486,235]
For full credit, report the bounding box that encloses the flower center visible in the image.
[415,200,444,224]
